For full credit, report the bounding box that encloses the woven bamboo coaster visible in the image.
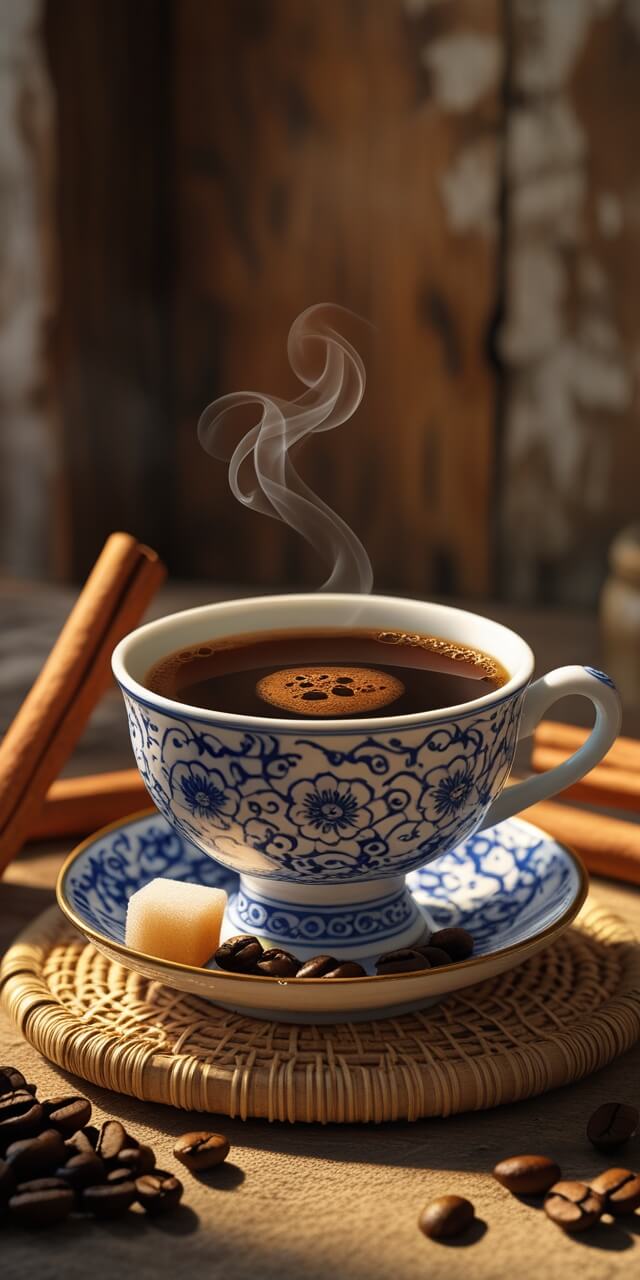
[2,903,640,1124]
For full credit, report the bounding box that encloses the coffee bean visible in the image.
[376,948,430,975]
[0,1157,16,1202]
[587,1102,638,1151]
[296,955,339,979]
[107,1167,136,1186]
[118,1143,156,1176]
[0,1091,46,1149]
[418,1195,475,1239]
[96,1119,128,1165]
[174,1131,230,1171]
[0,1067,32,1097]
[414,946,452,968]
[428,928,474,961]
[65,1126,99,1158]
[323,962,367,978]
[493,1154,561,1196]
[6,1129,67,1181]
[215,934,263,973]
[137,1145,157,1176]
[15,1176,69,1193]
[136,1171,183,1215]
[256,949,301,978]
[0,1088,34,1112]
[590,1167,640,1215]
[43,1094,92,1137]
[9,1186,74,1227]
[544,1180,604,1232]
[56,1152,106,1191]
[81,1180,137,1218]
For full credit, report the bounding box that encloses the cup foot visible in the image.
[223,873,431,962]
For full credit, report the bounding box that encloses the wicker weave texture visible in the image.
[2,904,640,1124]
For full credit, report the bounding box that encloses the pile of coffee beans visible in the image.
[376,928,474,975]
[214,926,474,980]
[419,1098,640,1243]
[214,935,366,978]
[0,1064,186,1228]
[493,1099,640,1235]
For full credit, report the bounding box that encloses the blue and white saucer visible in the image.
[57,811,587,1022]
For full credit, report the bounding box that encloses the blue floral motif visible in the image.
[584,666,616,689]
[420,754,476,822]
[170,761,238,827]
[120,686,526,883]
[288,774,373,844]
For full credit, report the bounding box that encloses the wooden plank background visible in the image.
[43,0,500,598]
[172,0,500,598]
[9,0,635,604]
[498,0,640,606]
[44,0,175,577]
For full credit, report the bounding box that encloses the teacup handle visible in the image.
[478,665,622,831]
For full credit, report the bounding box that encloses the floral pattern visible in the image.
[121,686,525,883]
[170,761,238,826]
[288,774,373,844]
[420,754,476,823]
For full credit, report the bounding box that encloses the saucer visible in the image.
[57,811,587,1022]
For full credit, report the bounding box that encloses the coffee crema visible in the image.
[145,628,508,719]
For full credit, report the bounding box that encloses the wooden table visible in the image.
[1,584,639,1279]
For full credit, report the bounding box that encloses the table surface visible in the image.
[1,583,640,1280]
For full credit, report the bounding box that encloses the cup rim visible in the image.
[112,592,534,731]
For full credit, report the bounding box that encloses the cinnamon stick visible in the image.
[0,533,165,876]
[534,720,640,772]
[30,769,148,841]
[531,746,640,813]
[522,798,640,886]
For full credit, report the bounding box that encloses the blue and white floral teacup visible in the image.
[112,594,621,960]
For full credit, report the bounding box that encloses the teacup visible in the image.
[112,593,621,960]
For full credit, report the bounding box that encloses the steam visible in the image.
[197,303,373,592]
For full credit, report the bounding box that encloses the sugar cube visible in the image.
[125,878,227,967]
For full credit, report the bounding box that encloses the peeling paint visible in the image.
[597,191,624,238]
[440,138,498,236]
[512,169,586,239]
[421,32,502,111]
[506,99,586,182]
[499,244,566,363]
[0,0,54,577]
[499,0,634,600]
[513,0,613,95]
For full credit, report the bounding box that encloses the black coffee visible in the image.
[145,628,508,719]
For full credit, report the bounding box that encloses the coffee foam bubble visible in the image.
[256,666,405,716]
[376,631,502,681]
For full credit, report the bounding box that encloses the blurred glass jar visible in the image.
[600,524,640,708]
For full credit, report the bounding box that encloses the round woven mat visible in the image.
[2,903,640,1124]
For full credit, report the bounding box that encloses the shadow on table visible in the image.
[0,881,55,951]
[44,1051,639,1190]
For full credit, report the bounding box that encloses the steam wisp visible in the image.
[197,304,373,592]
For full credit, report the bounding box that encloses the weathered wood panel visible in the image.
[173,0,501,596]
[0,0,57,579]
[499,0,639,606]
[44,0,174,581]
